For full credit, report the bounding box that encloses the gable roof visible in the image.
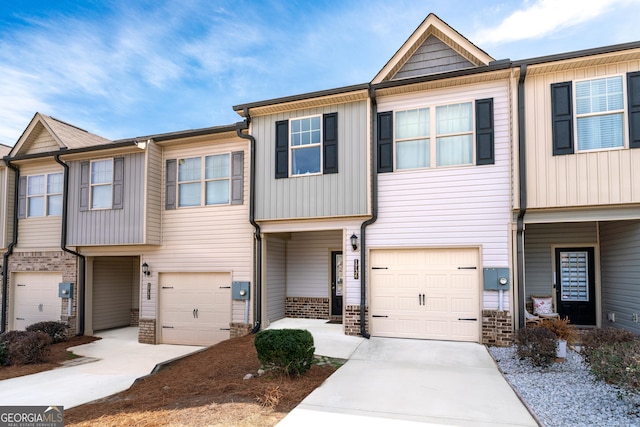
[9,113,113,158]
[372,13,494,84]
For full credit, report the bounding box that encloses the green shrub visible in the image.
[26,321,69,344]
[0,330,52,365]
[581,327,636,362]
[254,329,315,375]
[0,340,8,366]
[516,326,557,367]
[588,341,640,392]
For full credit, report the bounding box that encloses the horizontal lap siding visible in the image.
[525,60,640,209]
[600,220,640,334]
[287,231,342,298]
[140,139,252,322]
[366,81,511,309]
[252,101,368,220]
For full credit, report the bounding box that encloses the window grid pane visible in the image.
[205,154,230,180]
[47,173,63,194]
[291,146,321,175]
[28,197,45,217]
[559,251,589,302]
[395,108,429,139]
[396,139,430,170]
[291,117,321,147]
[178,158,201,182]
[179,182,201,207]
[436,103,472,135]
[576,76,623,115]
[290,116,321,176]
[28,176,45,196]
[91,160,113,184]
[48,194,62,216]
[577,114,624,150]
[206,180,230,205]
[436,135,473,166]
[91,185,112,209]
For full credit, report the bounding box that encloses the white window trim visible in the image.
[90,158,113,210]
[26,173,63,217]
[289,114,323,177]
[177,154,231,208]
[573,74,628,153]
[393,100,476,171]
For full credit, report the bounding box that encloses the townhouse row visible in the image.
[1,14,639,347]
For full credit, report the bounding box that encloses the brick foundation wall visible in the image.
[130,309,140,327]
[7,251,79,335]
[285,297,329,319]
[482,310,513,347]
[344,305,368,336]
[138,318,156,344]
[230,322,252,338]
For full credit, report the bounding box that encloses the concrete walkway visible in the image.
[277,333,538,426]
[0,327,203,409]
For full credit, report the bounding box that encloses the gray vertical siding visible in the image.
[252,100,369,220]
[524,222,598,297]
[67,153,145,245]
[394,36,474,79]
[145,143,162,245]
[266,237,286,324]
[600,220,640,334]
[92,256,136,330]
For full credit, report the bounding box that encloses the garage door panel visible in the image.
[371,248,480,342]
[13,273,62,331]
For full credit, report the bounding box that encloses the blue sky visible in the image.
[1,0,640,146]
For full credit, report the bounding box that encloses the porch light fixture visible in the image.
[350,233,358,251]
[142,262,150,276]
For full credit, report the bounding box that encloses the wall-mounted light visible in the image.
[350,233,358,251]
[142,262,150,276]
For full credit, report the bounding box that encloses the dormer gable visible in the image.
[9,113,112,158]
[372,13,494,84]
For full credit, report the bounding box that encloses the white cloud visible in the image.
[473,0,633,45]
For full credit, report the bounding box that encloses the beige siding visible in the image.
[139,138,252,322]
[524,60,640,209]
[26,127,60,154]
[251,100,369,220]
[146,142,162,245]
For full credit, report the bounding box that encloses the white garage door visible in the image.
[159,272,231,346]
[370,248,480,342]
[13,272,63,331]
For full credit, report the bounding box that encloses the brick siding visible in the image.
[138,318,156,344]
[344,304,368,336]
[285,297,329,319]
[482,310,513,346]
[230,322,252,338]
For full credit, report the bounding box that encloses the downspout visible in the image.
[236,109,262,334]
[1,161,19,333]
[54,155,86,336]
[516,64,528,329]
[359,85,379,339]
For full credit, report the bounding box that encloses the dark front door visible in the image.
[555,247,596,325]
[331,251,343,316]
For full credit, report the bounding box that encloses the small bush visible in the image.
[0,340,8,366]
[538,317,578,345]
[254,329,315,375]
[26,321,69,344]
[0,330,52,365]
[581,327,637,362]
[588,341,640,392]
[516,326,557,367]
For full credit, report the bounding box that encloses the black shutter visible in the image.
[551,81,574,155]
[112,157,124,209]
[79,161,90,211]
[377,111,393,173]
[18,176,26,219]
[627,71,640,149]
[165,159,177,210]
[275,120,289,179]
[323,113,338,174]
[231,151,244,205]
[475,98,494,165]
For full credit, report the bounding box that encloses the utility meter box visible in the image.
[58,282,74,299]
[483,268,510,291]
[232,281,250,300]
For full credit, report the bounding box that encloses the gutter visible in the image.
[54,155,86,336]
[516,64,528,329]
[236,111,262,334]
[6,140,136,162]
[1,161,19,333]
[358,85,379,339]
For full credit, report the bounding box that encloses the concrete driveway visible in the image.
[0,327,204,409]
[278,336,539,426]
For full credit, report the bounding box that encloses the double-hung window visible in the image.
[26,173,63,217]
[436,102,473,166]
[177,154,230,207]
[395,108,430,169]
[90,159,113,209]
[290,116,321,176]
[575,76,624,151]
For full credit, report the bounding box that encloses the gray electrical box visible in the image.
[232,281,250,300]
[58,282,74,299]
[483,268,510,291]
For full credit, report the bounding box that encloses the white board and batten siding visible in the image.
[365,81,512,312]
[12,272,63,330]
[600,220,640,334]
[266,237,286,324]
[140,138,252,325]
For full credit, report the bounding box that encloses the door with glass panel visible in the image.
[554,247,596,325]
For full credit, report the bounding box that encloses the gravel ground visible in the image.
[489,346,640,427]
